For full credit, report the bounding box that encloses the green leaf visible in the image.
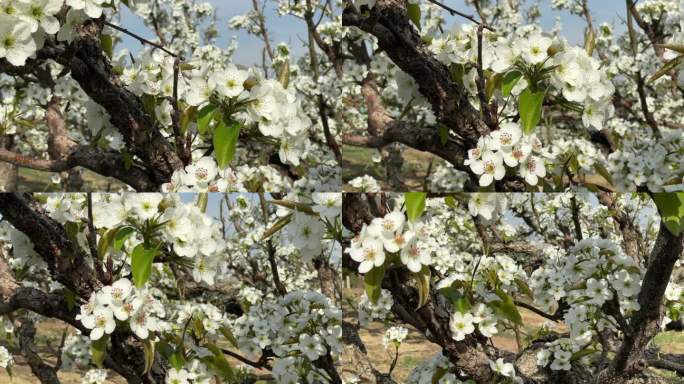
[431,367,448,384]
[571,348,597,362]
[63,288,77,311]
[490,289,523,326]
[261,213,293,241]
[407,3,421,28]
[485,73,502,101]
[196,192,208,213]
[438,283,471,313]
[197,104,216,135]
[64,221,80,249]
[413,266,431,309]
[180,105,197,136]
[101,34,113,59]
[594,163,614,186]
[438,125,449,146]
[143,339,155,374]
[122,151,133,171]
[514,278,534,300]
[168,351,185,371]
[584,27,595,56]
[213,120,241,169]
[657,44,684,54]
[652,193,684,235]
[405,192,427,222]
[97,227,118,258]
[648,55,684,83]
[113,226,135,252]
[501,71,522,97]
[142,94,157,120]
[90,336,108,368]
[518,87,545,134]
[131,244,158,288]
[220,325,239,349]
[277,60,290,88]
[364,264,386,305]
[205,343,236,381]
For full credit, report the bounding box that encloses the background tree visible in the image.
[342,192,684,383]
[0,192,342,383]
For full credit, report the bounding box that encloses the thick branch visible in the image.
[342,0,487,146]
[0,193,101,298]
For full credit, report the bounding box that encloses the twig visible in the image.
[425,0,495,31]
[104,21,180,58]
[86,193,107,283]
[475,25,495,130]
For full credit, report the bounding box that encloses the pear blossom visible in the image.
[0,14,36,66]
[449,312,475,341]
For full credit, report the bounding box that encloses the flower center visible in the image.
[195,167,208,180]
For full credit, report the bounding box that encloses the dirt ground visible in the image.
[342,145,443,191]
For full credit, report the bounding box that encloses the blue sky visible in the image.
[117,0,627,66]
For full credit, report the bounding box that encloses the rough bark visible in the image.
[342,0,487,147]
[0,194,168,383]
[0,193,101,298]
[0,19,184,190]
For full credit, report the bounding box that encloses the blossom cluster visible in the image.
[382,326,408,349]
[465,123,547,186]
[347,209,431,273]
[76,278,165,340]
[529,238,643,370]
[230,291,341,383]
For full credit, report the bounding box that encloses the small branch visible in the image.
[475,25,495,130]
[221,347,272,370]
[104,21,180,58]
[86,193,106,283]
[570,195,583,241]
[425,0,494,31]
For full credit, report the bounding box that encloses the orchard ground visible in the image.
[342,287,684,383]
[342,145,443,191]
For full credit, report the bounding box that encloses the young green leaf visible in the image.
[90,336,108,368]
[490,289,523,326]
[405,192,427,222]
[213,120,241,169]
[131,244,158,288]
[113,226,135,252]
[197,104,216,135]
[206,343,236,381]
[648,55,684,83]
[142,339,155,374]
[438,125,449,146]
[101,34,113,58]
[364,264,386,305]
[97,227,118,258]
[180,105,197,135]
[413,266,431,309]
[407,3,421,28]
[652,193,684,235]
[501,71,522,97]
[518,87,545,134]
